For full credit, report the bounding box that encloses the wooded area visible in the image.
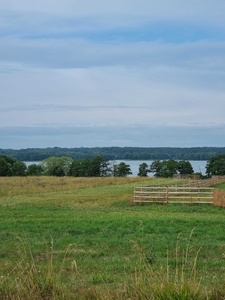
[0,146,225,161]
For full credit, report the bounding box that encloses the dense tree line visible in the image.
[1,154,225,178]
[0,155,132,177]
[1,147,225,162]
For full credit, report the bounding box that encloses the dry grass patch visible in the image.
[0,176,182,198]
[0,176,147,197]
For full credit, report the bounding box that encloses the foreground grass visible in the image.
[0,176,225,299]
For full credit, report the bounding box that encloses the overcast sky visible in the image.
[1,1,225,149]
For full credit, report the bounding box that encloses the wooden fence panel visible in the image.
[193,176,225,187]
[133,186,214,204]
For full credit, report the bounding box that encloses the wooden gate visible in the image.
[133,186,214,204]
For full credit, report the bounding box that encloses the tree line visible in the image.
[0,155,132,177]
[1,154,225,178]
[1,147,225,161]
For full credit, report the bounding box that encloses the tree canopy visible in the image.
[112,162,132,177]
[149,159,194,178]
[40,157,73,176]
[137,162,150,177]
[68,156,111,177]
[0,155,26,176]
[206,154,225,177]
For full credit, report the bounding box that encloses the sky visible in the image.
[1,1,225,149]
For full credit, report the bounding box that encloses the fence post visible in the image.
[166,186,169,204]
[212,188,215,205]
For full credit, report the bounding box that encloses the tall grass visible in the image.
[1,231,225,299]
[0,236,77,299]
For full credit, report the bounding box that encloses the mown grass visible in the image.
[0,176,225,299]
[216,183,225,191]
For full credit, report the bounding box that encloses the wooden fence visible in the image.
[133,186,214,204]
[133,176,225,206]
[193,176,225,187]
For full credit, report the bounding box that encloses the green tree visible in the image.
[160,160,178,178]
[177,160,194,175]
[0,155,28,176]
[149,160,162,177]
[0,155,17,166]
[89,156,111,177]
[27,164,44,176]
[11,161,27,176]
[0,158,12,176]
[138,162,149,177]
[150,159,178,178]
[69,156,111,177]
[41,157,73,176]
[113,162,132,177]
[69,159,91,177]
[206,154,225,177]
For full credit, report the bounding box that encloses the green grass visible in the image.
[215,183,225,190]
[1,177,225,299]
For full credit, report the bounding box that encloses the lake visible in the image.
[25,160,207,176]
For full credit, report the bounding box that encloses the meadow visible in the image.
[0,176,225,299]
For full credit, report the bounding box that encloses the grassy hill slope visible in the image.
[1,177,225,299]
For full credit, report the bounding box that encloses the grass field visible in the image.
[0,176,225,299]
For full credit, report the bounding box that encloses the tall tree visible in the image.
[149,160,162,177]
[41,157,73,176]
[27,164,44,176]
[160,160,179,178]
[206,154,225,177]
[150,160,178,178]
[69,159,86,177]
[0,155,27,176]
[0,158,12,176]
[113,162,132,177]
[177,160,194,175]
[138,162,150,177]
[69,156,110,177]
[12,161,27,176]
[89,156,111,177]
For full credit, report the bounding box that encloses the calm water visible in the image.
[25,160,207,176]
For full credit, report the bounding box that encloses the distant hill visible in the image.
[1,147,225,161]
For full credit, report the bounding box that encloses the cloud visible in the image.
[1,124,225,149]
[1,1,225,148]
[1,37,225,72]
[2,1,225,25]
[0,65,225,130]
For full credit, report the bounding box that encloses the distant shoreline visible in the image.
[1,146,224,162]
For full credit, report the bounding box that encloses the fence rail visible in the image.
[133,186,214,204]
[193,176,225,187]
